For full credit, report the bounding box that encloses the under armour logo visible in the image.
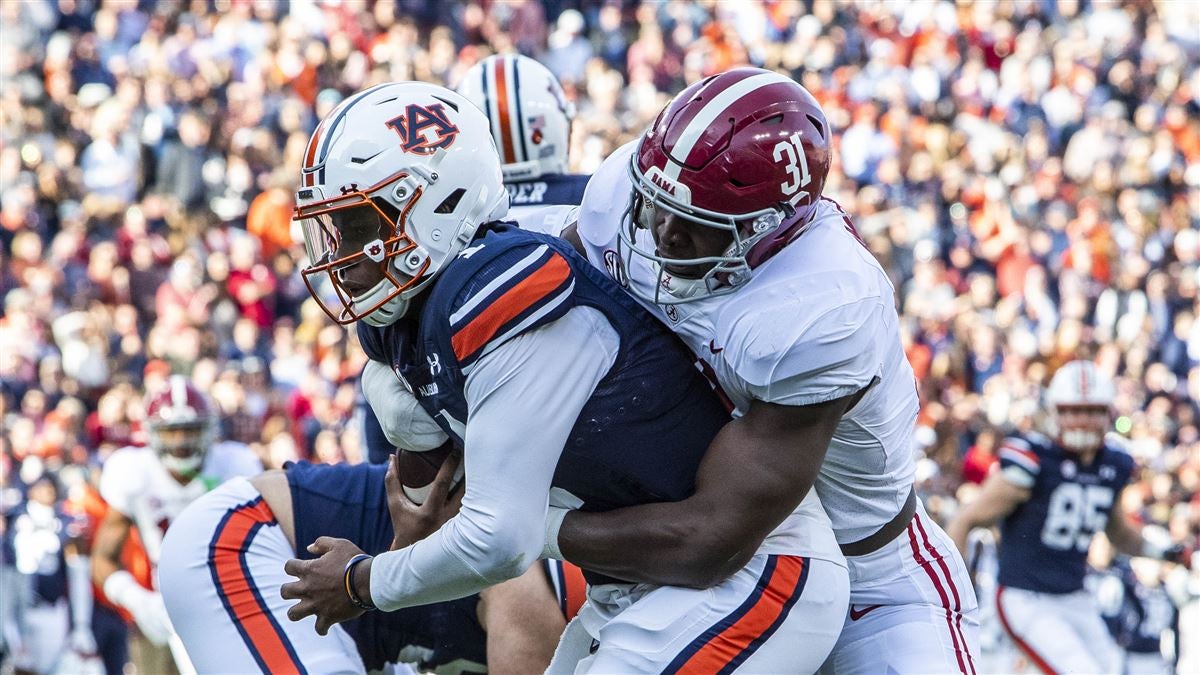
[340,183,359,195]
[363,239,385,262]
[426,353,442,376]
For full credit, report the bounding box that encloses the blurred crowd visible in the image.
[1,0,1199,665]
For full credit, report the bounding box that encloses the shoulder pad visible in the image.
[998,435,1042,479]
[578,142,636,250]
[99,447,152,515]
[431,229,576,370]
[717,284,886,402]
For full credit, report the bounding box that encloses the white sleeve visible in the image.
[369,306,618,610]
[511,205,579,237]
[737,297,884,406]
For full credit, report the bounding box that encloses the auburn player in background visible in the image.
[92,375,261,674]
[948,360,1187,674]
[455,54,589,222]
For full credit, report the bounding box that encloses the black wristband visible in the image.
[343,554,375,611]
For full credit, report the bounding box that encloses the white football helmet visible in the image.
[456,54,574,181]
[295,82,508,326]
[1045,360,1115,452]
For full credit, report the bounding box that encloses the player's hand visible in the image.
[386,450,464,550]
[281,537,367,635]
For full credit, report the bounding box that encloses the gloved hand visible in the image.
[103,570,175,646]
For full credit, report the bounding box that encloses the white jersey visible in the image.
[99,442,262,565]
[577,142,920,544]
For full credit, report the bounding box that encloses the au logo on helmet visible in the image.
[386,103,461,155]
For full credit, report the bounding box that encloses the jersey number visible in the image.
[772,132,811,200]
[1040,483,1113,552]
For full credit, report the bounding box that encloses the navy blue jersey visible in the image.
[359,223,729,582]
[996,433,1135,594]
[505,173,589,210]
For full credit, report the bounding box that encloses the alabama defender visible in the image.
[455,54,588,221]
[92,375,261,672]
[542,68,978,673]
[280,81,847,673]
[948,360,1184,674]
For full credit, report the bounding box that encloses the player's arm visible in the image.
[283,306,615,632]
[363,309,614,609]
[946,469,1032,557]
[91,506,132,588]
[94,463,175,645]
[476,564,566,675]
[553,297,883,588]
[556,392,857,588]
[1104,485,1184,562]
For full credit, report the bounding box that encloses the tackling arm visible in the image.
[946,470,1031,557]
[90,507,132,588]
[556,392,858,589]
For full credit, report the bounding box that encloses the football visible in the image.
[395,440,458,504]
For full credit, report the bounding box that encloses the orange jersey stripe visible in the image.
[561,562,587,621]
[213,501,302,675]
[675,556,805,675]
[450,253,570,361]
[493,57,517,163]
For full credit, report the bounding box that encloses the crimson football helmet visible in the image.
[144,375,216,476]
[620,67,831,304]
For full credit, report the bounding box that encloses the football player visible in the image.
[537,67,979,673]
[947,360,1184,673]
[355,53,587,466]
[280,81,847,673]
[4,473,94,675]
[92,375,261,674]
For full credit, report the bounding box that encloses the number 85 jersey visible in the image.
[996,432,1134,594]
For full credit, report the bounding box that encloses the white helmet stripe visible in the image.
[663,71,796,181]
[171,374,187,408]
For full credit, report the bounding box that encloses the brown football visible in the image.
[395,440,455,490]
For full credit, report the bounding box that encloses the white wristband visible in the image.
[543,506,570,560]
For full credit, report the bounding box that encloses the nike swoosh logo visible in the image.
[350,150,384,164]
[849,604,883,621]
[708,340,724,354]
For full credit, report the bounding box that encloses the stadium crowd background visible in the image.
[1,0,1199,670]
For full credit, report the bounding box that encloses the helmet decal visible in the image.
[386,103,461,155]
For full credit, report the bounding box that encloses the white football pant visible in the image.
[996,585,1121,674]
[822,501,980,675]
[549,554,849,674]
[159,478,370,675]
